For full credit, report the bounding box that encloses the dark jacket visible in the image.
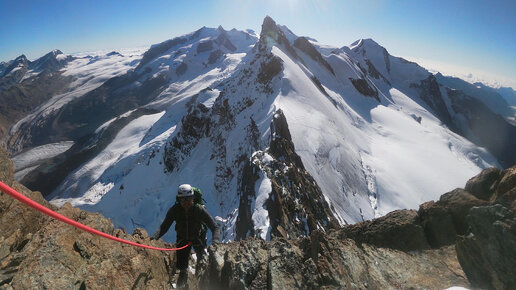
[154,203,220,243]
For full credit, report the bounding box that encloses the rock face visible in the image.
[293,36,335,75]
[236,110,340,240]
[0,148,176,289]
[455,166,516,290]
[199,236,466,290]
[410,74,455,131]
[456,205,516,290]
[338,209,430,251]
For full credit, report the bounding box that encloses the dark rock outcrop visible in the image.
[197,40,214,53]
[215,29,237,52]
[236,110,340,240]
[349,77,379,101]
[257,55,283,85]
[455,166,516,290]
[419,200,457,247]
[456,205,516,290]
[176,61,188,76]
[338,209,430,251]
[465,167,502,201]
[199,235,467,289]
[260,16,298,59]
[293,36,335,75]
[417,189,488,248]
[340,210,430,251]
[163,102,211,172]
[208,49,224,64]
[411,74,456,131]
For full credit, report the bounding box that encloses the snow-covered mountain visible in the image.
[2,16,513,243]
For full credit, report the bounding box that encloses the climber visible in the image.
[151,184,220,287]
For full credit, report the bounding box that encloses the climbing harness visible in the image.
[0,181,191,251]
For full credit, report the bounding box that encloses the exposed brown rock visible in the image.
[456,205,516,290]
[418,201,457,248]
[493,167,516,211]
[438,188,489,235]
[465,167,501,201]
[455,166,516,290]
[339,209,430,251]
[199,235,468,290]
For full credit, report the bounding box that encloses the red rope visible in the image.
[0,181,190,251]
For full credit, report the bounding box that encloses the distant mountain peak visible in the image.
[349,38,386,53]
[259,16,298,58]
[29,49,73,73]
[15,54,28,62]
[40,49,63,60]
[260,16,279,41]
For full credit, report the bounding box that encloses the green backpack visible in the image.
[176,186,205,206]
[192,187,204,206]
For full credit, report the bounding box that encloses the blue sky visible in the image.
[1,0,515,87]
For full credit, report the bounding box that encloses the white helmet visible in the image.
[177,184,194,198]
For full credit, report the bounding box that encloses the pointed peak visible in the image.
[258,16,299,58]
[260,16,282,42]
[41,49,63,59]
[15,54,28,61]
[217,25,226,33]
[263,15,276,25]
[350,38,384,51]
[261,16,277,35]
[189,26,209,40]
[362,38,381,46]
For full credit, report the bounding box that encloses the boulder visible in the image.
[456,205,516,290]
[437,188,488,235]
[338,209,430,251]
[493,167,516,211]
[418,201,457,248]
[465,167,501,201]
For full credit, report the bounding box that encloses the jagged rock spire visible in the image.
[258,16,298,58]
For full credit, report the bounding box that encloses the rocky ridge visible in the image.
[2,145,515,289]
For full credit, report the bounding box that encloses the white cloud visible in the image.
[404,56,516,89]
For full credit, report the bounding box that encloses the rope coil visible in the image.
[0,181,190,251]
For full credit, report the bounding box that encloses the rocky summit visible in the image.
[1,146,515,289]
